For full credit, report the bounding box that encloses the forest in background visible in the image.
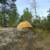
[0,0,50,29]
[0,0,50,34]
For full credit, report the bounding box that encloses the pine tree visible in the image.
[0,0,19,27]
[20,8,32,23]
[8,0,19,27]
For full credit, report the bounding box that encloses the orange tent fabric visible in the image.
[17,21,32,30]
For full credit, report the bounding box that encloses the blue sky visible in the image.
[16,0,50,17]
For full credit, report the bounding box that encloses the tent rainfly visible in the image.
[16,21,32,30]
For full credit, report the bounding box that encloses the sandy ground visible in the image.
[0,28,50,50]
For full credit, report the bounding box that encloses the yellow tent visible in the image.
[17,21,32,30]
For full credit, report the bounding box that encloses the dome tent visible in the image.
[16,21,32,31]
